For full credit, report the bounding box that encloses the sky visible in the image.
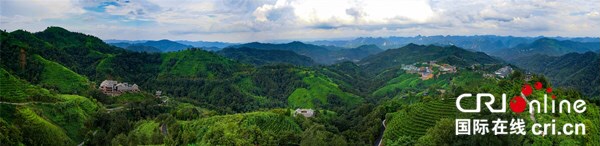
[1,0,599,42]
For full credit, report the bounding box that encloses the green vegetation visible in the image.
[384,98,463,139]
[512,52,600,97]
[16,107,74,145]
[372,72,450,98]
[0,67,55,102]
[288,73,363,108]
[34,55,90,94]
[30,94,99,142]
[159,48,243,79]
[218,47,317,66]
[126,111,302,145]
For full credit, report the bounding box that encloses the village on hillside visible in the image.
[99,80,140,96]
[401,61,457,80]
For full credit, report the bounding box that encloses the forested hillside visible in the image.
[218,47,317,66]
[359,44,502,74]
[511,52,600,97]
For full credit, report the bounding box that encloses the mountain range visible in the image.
[308,35,599,53]
[233,41,383,64]
[109,39,193,52]
[359,44,502,74]
[492,38,599,60]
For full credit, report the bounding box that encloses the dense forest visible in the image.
[1,27,599,145]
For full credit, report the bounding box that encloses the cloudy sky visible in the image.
[1,0,599,42]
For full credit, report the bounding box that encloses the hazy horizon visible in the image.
[101,34,599,44]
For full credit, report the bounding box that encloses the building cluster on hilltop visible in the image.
[99,80,140,96]
[401,61,457,80]
[494,66,513,78]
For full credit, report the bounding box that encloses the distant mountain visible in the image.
[358,44,502,74]
[309,35,536,52]
[233,41,334,64]
[104,39,147,44]
[493,38,600,60]
[234,41,382,64]
[330,44,383,62]
[175,40,238,49]
[109,39,193,52]
[309,35,599,54]
[124,45,162,53]
[137,40,193,52]
[109,42,161,52]
[511,52,600,97]
[218,47,316,66]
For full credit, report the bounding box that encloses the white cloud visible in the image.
[253,0,435,27]
[0,0,84,31]
[1,0,598,42]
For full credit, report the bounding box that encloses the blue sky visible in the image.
[1,0,599,42]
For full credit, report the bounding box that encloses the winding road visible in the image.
[375,119,386,146]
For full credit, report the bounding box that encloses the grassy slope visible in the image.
[34,55,90,94]
[159,49,239,79]
[1,67,99,144]
[372,72,451,98]
[30,94,99,142]
[16,107,74,145]
[288,72,362,108]
[172,111,301,145]
[0,68,55,102]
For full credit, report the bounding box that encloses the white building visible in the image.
[495,66,514,78]
[99,80,140,96]
[294,109,315,117]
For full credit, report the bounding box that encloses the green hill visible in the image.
[34,55,90,94]
[0,68,55,102]
[159,48,244,79]
[287,72,363,108]
[1,68,99,145]
[2,27,122,79]
[235,41,334,64]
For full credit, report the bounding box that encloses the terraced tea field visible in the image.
[384,97,476,140]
